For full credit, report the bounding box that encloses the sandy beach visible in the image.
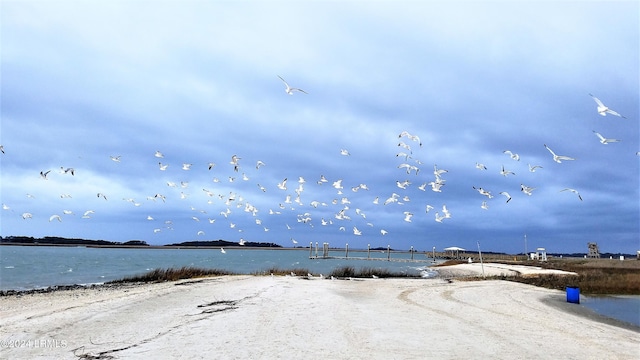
[1,265,638,359]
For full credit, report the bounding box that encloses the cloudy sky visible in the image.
[1,1,638,254]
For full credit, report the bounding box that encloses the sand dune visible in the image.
[1,274,637,359]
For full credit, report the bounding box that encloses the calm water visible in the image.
[0,245,437,290]
[1,245,637,327]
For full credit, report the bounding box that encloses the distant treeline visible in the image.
[0,236,281,248]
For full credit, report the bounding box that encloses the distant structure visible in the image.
[587,242,600,258]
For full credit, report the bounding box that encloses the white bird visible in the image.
[82,210,95,218]
[481,201,489,210]
[520,184,536,196]
[60,167,75,176]
[425,204,434,213]
[472,186,493,199]
[380,229,388,235]
[291,238,298,245]
[353,226,362,236]
[428,180,445,192]
[110,155,122,162]
[499,191,512,203]
[147,215,154,220]
[197,231,205,236]
[441,204,451,218]
[220,248,226,254]
[398,131,422,147]
[560,188,583,201]
[155,150,164,158]
[277,178,288,190]
[433,164,448,177]
[40,170,51,180]
[158,162,169,171]
[403,211,413,222]
[97,193,108,201]
[256,160,266,169]
[500,165,515,176]
[63,210,74,215]
[589,93,626,118]
[503,150,520,161]
[593,131,621,144]
[22,212,33,219]
[182,163,192,170]
[528,164,543,172]
[238,238,247,246]
[396,180,411,189]
[208,162,216,170]
[434,212,445,223]
[278,75,308,95]
[475,162,487,170]
[317,175,329,184]
[544,144,575,163]
[340,149,350,156]
[332,179,343,190]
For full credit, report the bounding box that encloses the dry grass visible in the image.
[493,259,640,295]
[107,267,233,284]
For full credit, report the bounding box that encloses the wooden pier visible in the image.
[308,242,439,263]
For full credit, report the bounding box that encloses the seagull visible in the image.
[499,191,512,203]
[425,204,434,213]
[291,238,298,245]
[403,211,413,222]
[481,201,489,210]
[0,145,4,154]
[220,248,226,254]
[110,155,121,162]
[520,184,536,196]
[475,162,487,170]
[97,193,108,200]
[353,226,362,236]
[500,165,515,176]
[197,231,205,236]
[340,149,350,156]
[433,164,448,177]
[434,212,446,223]
[441,204,451,218]
[560,188,583,201]
[182,163,193,170]
[472,186,493,199]
[589,93,626,118]
[256,160,266,169]
[503,150,520,161]
[593,131,621,144]
[154,150,164,158]
[277,178,288,190]
[40,170,51,180]
[278,75,307,95]
[398,131,422,147]
[380,229,388,235]
[544,144,575,163]
[22,212,33,219]
[528,164,543,172]
[82,210,95,218]
[317,175,329,184]
[238,238,246,246]
[158,162,169,171]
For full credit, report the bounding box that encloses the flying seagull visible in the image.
[560,188,583,201]
[499,191,512,203]
[592,131,621,144]
[544,144,575,163]
[589,93,626,118]
[503,150,520,161]
[520,184,536,196]
[528,164,543,172]
[278,75,308,95]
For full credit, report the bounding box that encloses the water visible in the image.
[580,295,640,328]
[0,245,437,291]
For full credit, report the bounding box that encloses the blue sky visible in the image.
[1,1,638,254]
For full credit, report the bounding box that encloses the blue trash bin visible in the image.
[566,286,580,304]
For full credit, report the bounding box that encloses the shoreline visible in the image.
[1,275,637,359]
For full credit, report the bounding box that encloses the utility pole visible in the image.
[524,234,528,260]
[477,241,485,278]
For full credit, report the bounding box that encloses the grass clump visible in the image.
[255,267,311,276]
[107,266,233,284]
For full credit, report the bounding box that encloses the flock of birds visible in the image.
[1,79,636,250]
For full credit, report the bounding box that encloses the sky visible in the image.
[1,1,638,254]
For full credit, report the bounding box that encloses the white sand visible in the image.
[434,262,578,277]
[1,272,637,359]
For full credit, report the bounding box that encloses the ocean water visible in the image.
[0,245,437,291]
[580,295,640,328]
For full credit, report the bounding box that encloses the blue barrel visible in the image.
[566,286,580,304]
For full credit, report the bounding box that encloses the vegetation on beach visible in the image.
[450,258,640,295]
[107,267,234,284]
